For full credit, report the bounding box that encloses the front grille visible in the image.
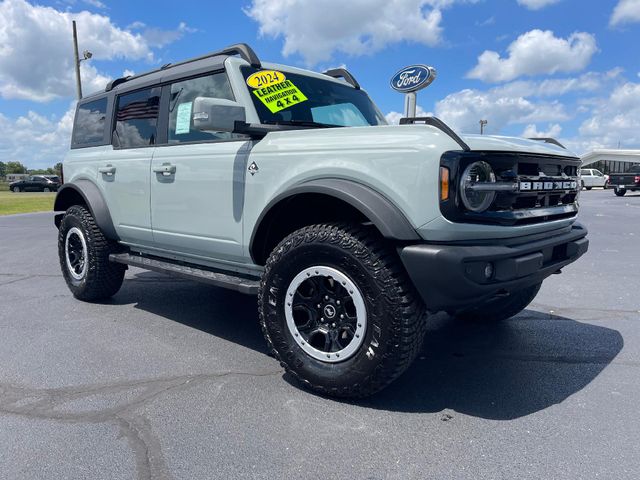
[440,151,582,226]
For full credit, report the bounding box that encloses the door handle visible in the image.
[98,165,116,176]
[152,163,176,176]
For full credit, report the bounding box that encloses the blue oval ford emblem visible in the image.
[390,65,437,93]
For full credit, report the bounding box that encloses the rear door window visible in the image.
[72,98,108,146]
[114,87,161,148]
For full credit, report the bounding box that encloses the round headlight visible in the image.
[460,161,496,212]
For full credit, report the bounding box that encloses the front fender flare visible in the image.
[54,180,118,240]
[250,178,420,260]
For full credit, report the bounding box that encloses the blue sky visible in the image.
[1,0,639,168]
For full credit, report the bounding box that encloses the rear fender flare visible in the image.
[54,180,118,240]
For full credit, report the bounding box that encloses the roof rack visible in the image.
[400,117,470,151]
[322,68,360,89]
[528,137,567,149]
[105,43,261,92]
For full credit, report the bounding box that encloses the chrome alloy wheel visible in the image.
[65,227,88,280]
[284,266,367,363]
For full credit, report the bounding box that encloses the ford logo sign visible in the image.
[390,65,437,93]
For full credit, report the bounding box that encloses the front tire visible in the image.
[586,186,593,191]
[455,283,541,323]
[258,224,427,398]
[58,205,125,301]
[615,187,626,197]
[12,186,21,193]
[43,187,51,192]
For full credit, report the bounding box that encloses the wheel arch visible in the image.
[54,180,119,240]
[249,178,420,265]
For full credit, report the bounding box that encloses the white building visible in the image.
[581,149,640,173]
[5,173,28,183]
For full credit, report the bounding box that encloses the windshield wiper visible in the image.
[263,120,341,128]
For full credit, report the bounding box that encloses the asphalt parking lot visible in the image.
[0,188,638,480]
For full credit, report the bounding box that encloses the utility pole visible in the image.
[72,20,82,100]
[479,119,488,135]
[72,20,93,101]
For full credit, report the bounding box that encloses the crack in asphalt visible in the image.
[0,370,282,480]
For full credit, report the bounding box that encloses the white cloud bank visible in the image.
[467,29,598,83]
[0,0,192,101]
[610,0,640,26]
[245,0,475,65]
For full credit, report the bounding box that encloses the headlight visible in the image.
[460,161,496,212]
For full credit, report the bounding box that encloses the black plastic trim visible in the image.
[53,180,118,240]
[400,224,588,312]
[528,137,566,149]
[322,68,361,89]
[399,116,470,151]
[249,178,420,262]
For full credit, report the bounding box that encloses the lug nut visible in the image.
[320,317,325,322]
[317,303,321,308]
[336,300,341,305]
[324,295,329,300]
[340,314,344,319]
[331,323,336,328]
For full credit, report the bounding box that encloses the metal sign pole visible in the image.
[404,92,417,118]
[72,20,82,100]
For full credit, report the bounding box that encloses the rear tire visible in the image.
[586,186,592,191]
[258,224,427,398]
[58,205,125,301]
[615,188,626,197]
[455,283,541,323]
[12,186,21,193]
[43,187,51,192]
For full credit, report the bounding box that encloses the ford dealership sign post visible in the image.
[390,65,437,118]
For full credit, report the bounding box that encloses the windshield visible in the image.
[241,66,387,128]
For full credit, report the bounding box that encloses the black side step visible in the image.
[109,253,260,295]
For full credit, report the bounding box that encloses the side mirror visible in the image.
[192,97,246,133]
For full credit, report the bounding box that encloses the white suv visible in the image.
[54,43,589,397]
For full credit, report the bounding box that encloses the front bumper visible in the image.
[399,224,588,312]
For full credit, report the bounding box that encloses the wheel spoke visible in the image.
[284,266,367,363]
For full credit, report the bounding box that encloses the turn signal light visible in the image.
[635,175,640,184]
[440,167,450,201]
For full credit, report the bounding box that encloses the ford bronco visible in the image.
[55,44,589,397]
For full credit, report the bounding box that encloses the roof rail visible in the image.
[105,43,261,92]
[400,116,470,151]
[322,68,360,89]
[528,137,566,149]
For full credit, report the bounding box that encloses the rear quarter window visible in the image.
[72,98,108,147]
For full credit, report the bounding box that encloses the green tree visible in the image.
[6,161,27,174]
[54,162,63,176]
[0,161,6,178]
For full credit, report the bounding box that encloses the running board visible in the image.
[109,253,260,295]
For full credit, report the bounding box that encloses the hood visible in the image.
[461,134,576,157]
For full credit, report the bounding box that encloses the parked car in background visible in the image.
[9,175,60,192]
[580,168,607,190]
[610,165,640,196]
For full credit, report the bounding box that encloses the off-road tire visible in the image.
[614,188,626,197]
[455,282,541,323]
[258,223,427,398]
[58,205,125,301]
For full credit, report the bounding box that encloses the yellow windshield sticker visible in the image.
[246,70,287,89]
[252,79,308,113]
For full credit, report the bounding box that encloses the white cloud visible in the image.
[0,105,75,169]
[434,87,569,134]
[0,0,192,101]
[522,123,562,138]
[575,82,640,150]
[82,0,107,9]
[610,0,640,26]
[245,0,474,65]
[516,0,561,10]
[385,106,432,125]
[467,29,598,83]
